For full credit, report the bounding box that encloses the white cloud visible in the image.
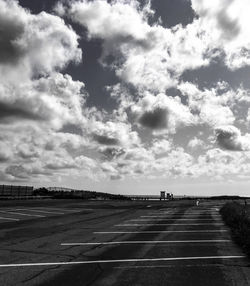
[90,120,140,147]
[188,137,204,149]
[0,0,81,82]
[151,139,172,155]
[60,0,211,93]
[191,0,250,69]
[178,82,236,127]
[215,125,250,151]
[131,93,196,134]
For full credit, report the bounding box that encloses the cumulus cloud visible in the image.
[58,0,211,92]
[90,121,140,147]
[191,0,250,69]
[215,125,250,151]
[0,0,81,81]
[178,82,236,127]
[188,137,204,149]
[1,0,250,187]
[0,73,86,128]
[132,93,195,133]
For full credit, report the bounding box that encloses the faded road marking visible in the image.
[0,211,45,218]
[0,216,20,221]
[115,223,224,226]
[0,256,245,268]
[8,208,64,215]
[94,230,228,234]
[61,240,231,246]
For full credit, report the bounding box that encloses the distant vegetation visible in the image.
[220,201,250,256]
[34,187,131,200]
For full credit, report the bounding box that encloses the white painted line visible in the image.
[9,208,64,215]
[25,208,65,215]
[140,218,216,220]
[30,207,81,212]
[0,256,245,268]
[0,216,20,221]
[94,230,228,234]
[32,207,93,212]
[115,223,224,226]
[61,240,231,246]
[0,211,45,218]
[130,219,221,221]
[150,214,221,216]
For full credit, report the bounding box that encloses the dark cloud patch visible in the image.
[139,108,168,129]
[45,162,76,170]
[59,123,83,135]
[217,10,241,41]
[5,165,28,178]
[0,101,45,122]
[215,126,249,151]
[93,134,119,145]
[0,154,9,162]
[110,174,122,180]
[0,17,25,64]
[100,147,125,160]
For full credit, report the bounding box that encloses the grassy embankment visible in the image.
[220,201,250,256]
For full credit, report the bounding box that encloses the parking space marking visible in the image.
[127,219,221,222]
[0,256,245,268]
[140,218,216,220]
[60,240,231,246]
[0,216,20,221]
[94,230,228,234]
[30,207,82,212]
[115,223,224,226]
[0,211,45,218]
[150,214,221,216]
[7,208,64,215]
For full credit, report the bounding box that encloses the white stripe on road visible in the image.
[0,216,20,221]
[32,207,93,212]
[61,240,231,246]
[149,214,221,216]
[25,208,65,215]
[130,218,221,222]
[0,256,245,268]
[0,211,45,218]
[8,208,64,215]
[94,230,228,234]
[130,219,221,221]
[115,223,224,226]
[140,218,216,220]
[30,207,81,212]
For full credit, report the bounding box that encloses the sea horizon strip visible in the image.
[0,256,245,268]
[60,240,231,246]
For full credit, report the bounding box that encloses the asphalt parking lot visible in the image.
[0,199,249,286]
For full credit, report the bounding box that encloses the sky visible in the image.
[1,0,250,196]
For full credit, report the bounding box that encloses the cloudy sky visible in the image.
[1,0,250,196]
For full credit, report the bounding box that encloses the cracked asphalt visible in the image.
[0,199,250,286]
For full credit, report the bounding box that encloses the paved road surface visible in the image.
[0,199,249,285]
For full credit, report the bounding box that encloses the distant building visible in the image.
[160,191,166,200]
[166,193,174,200]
